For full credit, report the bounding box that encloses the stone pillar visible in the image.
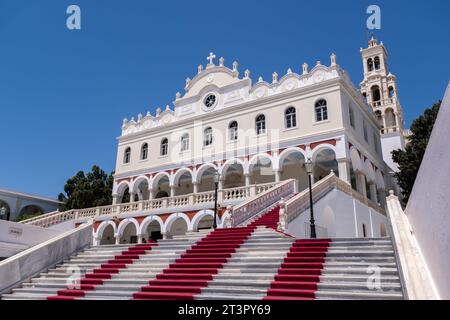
[148,188,154,200]
[369,182,378,203]
[115,235,120,245]
[382,115,387,133]
[356,172,367,198]
[193,182,199,194]
[274,170,281,183]
[170,185,176,197]
[129,192,136,203]
[137,234,143,244]
[337,159,351,184]
[244,174,251,186]
[112,194,119,205]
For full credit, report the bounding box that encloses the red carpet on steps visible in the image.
[132,227,256,300]
[263,238,330,300]
[47,241,157,300]
[248,206,279,229]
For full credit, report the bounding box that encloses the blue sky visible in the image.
[0,0,449,198]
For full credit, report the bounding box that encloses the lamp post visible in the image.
[213,171,221,229]
[305,158,317,238]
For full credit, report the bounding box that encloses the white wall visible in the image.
[0,220,63,258]
[405,82,450,299]
[381,132,404,171]
[286,189,388,239]
[0,222,93,294]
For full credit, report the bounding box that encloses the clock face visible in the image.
[204,94,217,108]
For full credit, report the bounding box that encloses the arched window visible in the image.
[204,127,213,146]
[371,85,381,102]
[140,143,148,160]
[374,56,381,70]
[285,107,297,128]
[180,134,189,152]
[124,147,131,164]
[228,121,238,141]
[160,138,168,156]
[363,120,368,142]
[315,99,328,122]
[255,114,266,135]
[374,110,383,127]
[388,86,395,98]
[349,105,355,128]
[367,58,374,72]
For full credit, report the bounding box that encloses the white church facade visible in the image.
[86,39,406,244]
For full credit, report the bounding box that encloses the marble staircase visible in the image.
[2,210,403,300]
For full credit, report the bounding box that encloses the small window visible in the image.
[367,58,374,72]
[315,99,328,122]
[388,86,395,98]
[140,143,148,160]
[349,105,355,128]
[256,114,266,135]
[228,121,238,141]
[180,134,189,152]
[124,147,131,164]
[285,107,297,128]
[362,224,367,238]
[204,127,213,146]
[373,132,379,154]
[363,121,368,142]
[371,86,381,102]
[160,138,168,156]
[374,56,381,70]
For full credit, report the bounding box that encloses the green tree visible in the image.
[392,101,441,206]
[58,165,114,210]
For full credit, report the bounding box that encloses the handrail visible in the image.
[18,209,63,224]
[232,179,296,227]
[285,172,385,224]
[18,184,279,228]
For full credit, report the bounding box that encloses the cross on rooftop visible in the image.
[207,52,216,65]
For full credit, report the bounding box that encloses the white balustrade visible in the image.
[18,183,299,229]
[285,172,385,225]
[231,179,296,227]
[194,191,215,204]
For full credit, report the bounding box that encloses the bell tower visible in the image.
[360,37,406,171]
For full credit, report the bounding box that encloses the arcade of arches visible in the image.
[114,146,385,207]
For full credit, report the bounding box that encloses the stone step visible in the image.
[316,290,403,300]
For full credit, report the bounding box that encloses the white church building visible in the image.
[3,38,449,301]
[92,38,403,244]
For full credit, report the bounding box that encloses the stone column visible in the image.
[129,192,136,203]
[382,115,387,133]
[115,235,120,245]
[337,159,351,184]
[244,174,251,186]
[170,185,176,197]
[369,182,378,203]
[193,182,199,194]
[112,194,119,205]
[148,188,154,200]
[356,172,367,198]
[274,170,281,183]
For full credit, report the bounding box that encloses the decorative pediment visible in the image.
[120,52,356,137]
